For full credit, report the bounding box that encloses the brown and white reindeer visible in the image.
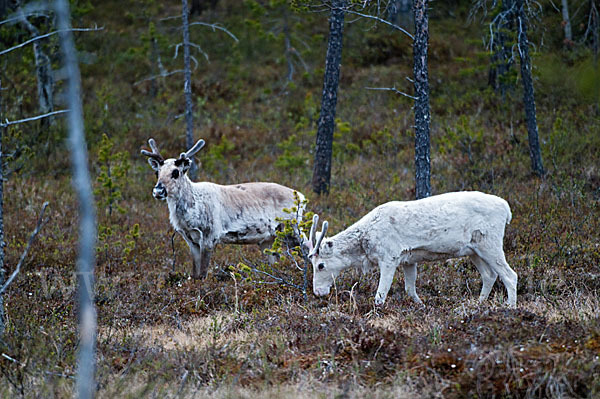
[142,138,306,279]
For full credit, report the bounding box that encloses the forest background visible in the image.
[0,0,599,397]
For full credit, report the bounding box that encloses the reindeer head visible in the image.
[141,138,205,200]
[303,214,342,297]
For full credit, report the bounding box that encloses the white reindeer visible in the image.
[303,192,517,306]
[142,138,305,279]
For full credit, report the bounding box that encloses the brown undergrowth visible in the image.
[1,166,599,397]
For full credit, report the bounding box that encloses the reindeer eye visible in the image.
[171,169,180,179]
[318,263,325,271]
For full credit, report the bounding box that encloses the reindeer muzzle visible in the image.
[153,183,167,200]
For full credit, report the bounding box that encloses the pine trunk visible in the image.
[413,0,431,199]
[312,0,345,195]
[516,0,545,176]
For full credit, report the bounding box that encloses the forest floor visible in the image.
[1,1,599,397]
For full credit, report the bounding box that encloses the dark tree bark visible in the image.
[182,0,198,179]
[312,0,345,195]
[190,0,218,15]
[55,0,98,398]
[413,0,431,199]
[516,0,544,177]
[0,0,7,19]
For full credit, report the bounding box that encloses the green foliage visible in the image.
[70,0,95,19]
[275,134,309,171]
[574,58,600,103]
[202,136,237,177]
[123,223,140,259]
[438,115,484,162]
[332,118,360,163]
[94,133,130,216]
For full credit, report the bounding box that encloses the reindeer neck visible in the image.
[166,175,195,212]
[330,228,363,263]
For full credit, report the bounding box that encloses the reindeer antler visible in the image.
[302,214,319,254]
[308,218,328,257]
[179,139,206,160]
[141,138,164,164]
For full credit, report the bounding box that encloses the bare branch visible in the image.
[0,26,103,56]
[189,43,209,63]
[172,42,183,59]
[0,202,49,295]
[188,21,239,42]
[365,86,418,100]
[1,109,69,127]
[341,9,414,39]
[0,12,49,26]
[159,14,181,22]
[134,69,185,86]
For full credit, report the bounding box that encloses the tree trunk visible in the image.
[190,0,218,15]
[54,1,98,398]
[561,0,573,45]
[17,8,54,128]
[389,0,413,32]
[488,0,514,96]
[0,79,5,337]
[0,0,8,20]
[516,0,545,176]
[182,0,198,180]
[413,0,431,199]
[283,6,294,82]
[312,0,345,195]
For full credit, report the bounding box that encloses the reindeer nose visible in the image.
[153,183,167,200]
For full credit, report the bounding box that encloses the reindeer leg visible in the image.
[178,230,208,279]
[375,262,397,306]
[196,248,212,279]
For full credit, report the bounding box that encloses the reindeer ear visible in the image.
[148,157,161,171]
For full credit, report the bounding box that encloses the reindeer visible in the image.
[303,192,517,306]
[142,138,306,279]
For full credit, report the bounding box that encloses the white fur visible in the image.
[147,154,305,279]
[308,191,517,306]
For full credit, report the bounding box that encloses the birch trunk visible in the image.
[54,1,98,398]
[561,0,573,44]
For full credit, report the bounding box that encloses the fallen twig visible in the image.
[0,202,49,295]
